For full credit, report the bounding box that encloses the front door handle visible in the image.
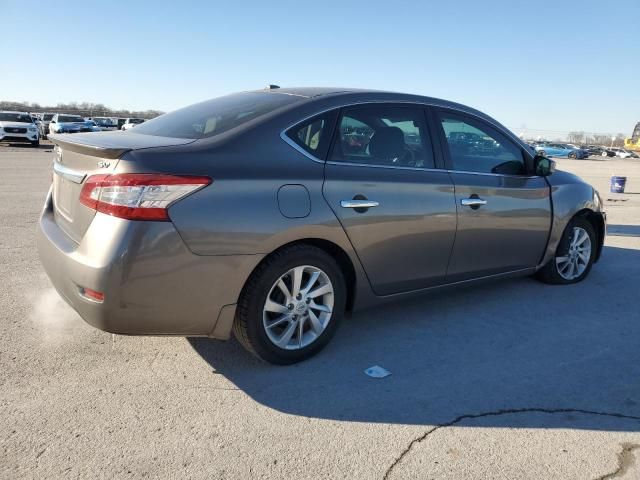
[460,197,487,207]
[340,200,380,209]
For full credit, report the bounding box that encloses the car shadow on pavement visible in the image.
[608,225,640,237]
[189,245,640,429]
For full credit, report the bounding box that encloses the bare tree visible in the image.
[567,131,585,145]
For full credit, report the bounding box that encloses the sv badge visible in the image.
[97,161,111,169]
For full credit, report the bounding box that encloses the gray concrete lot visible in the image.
[1,141,640,479]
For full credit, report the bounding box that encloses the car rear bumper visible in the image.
[36,188,263,339]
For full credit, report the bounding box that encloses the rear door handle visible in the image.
[460,198,487,207]
[340,200,379,209]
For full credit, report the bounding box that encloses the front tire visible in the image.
[536,217,596,284]
[233,244,347,364]
[568,152,577,159]
[31,140,40,147]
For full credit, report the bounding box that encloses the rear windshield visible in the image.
[0,113,33,123]
[129,118,145,124]
[43,114,54,120]
[131,92,302,139]
[58,115,84,122]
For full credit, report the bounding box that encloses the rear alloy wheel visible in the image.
[536,217,596,284]
[234,244,346,364]
[568,152,577,159]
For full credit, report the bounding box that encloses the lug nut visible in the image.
[287,304,294,310]
[305,298,311,304]
[296,293,302,300]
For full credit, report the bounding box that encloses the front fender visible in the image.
[539,170,605,267]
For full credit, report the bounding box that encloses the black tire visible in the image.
[568,152,577,159]
[538,150,546,157]
[31,140,40,147]
[233,244,347,364]
[536,216,596,285]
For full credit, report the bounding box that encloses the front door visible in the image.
[433,109,552,282]
[322,104,457,295]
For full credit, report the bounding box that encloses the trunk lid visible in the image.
[49,132,195,242]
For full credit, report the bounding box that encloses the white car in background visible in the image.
[611,148,637,159]
[121,118,146,130]
[0,111,40,146]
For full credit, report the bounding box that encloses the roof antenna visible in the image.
[266,84,280,90]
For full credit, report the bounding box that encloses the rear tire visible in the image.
[568,152,577,159]
[536,217,596,285]
[233,244,346,364]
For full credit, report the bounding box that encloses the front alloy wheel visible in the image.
[536,217,597,284]
[555,226,592,280]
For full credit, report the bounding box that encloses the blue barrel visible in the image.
[610,176,627,193]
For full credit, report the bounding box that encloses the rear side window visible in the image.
[285,111,337,160]
[437,111,525,175]
[132,92,302,139]
[330,105,434,168]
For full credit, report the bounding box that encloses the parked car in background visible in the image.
[38,113,55,139]
[50,114,97,134]
[82,120,104,132]
[38,88,606,364]
[89,117,119,131]
[535,143,589,159]
[610,148,637,159]
[594,147,616,157]
[0,111,40,146]
[120,118,146,130]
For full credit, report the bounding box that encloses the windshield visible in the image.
[58,115,84,122]
[0,113,34,123]
[132,92,302,139]
[43,114,54,121]
[129,118,145,124]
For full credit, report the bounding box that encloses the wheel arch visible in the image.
[241,238,358,312]
[574,208,605,262]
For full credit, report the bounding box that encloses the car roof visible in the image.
[0,110,30,114]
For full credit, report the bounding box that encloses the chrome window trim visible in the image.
[446,169,540,180]
[326,160,444,173]
[279,99,536,177]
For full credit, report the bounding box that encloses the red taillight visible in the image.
[79,174,211,221]
[81,287,104,302]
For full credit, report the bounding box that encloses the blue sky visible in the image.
[3,0,638,135]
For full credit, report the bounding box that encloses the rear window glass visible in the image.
[131,92,302,139]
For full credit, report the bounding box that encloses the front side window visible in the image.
[438,112,525,175]
[330,105,434,168]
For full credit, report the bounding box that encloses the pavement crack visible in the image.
[594,442,640,480]
[383,408,640,480]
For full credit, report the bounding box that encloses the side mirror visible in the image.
[534,155,556,176]
[51,120,56,123]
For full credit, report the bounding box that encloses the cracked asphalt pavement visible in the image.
[1,143,640,479]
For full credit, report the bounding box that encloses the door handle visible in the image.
[460,198,487,207]
[340,200,379,209]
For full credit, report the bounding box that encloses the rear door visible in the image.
[432,108,551,282]
[322,104,457,295]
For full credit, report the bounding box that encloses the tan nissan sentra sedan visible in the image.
[37,87,605,364]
